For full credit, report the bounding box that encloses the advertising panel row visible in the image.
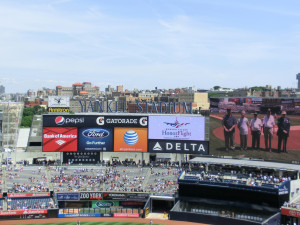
[0,209,47,216]
[43,115,148,128]
[114,213,139,218]
[56,192,149,202]
[57,212,138,218]
[281,208,300,218]
[43,115,208,154]
[7,193,50,198]
[58,213,101,218]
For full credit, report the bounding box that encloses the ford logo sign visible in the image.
[82,129,109,139]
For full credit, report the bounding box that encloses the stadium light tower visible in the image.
[297,73,300,89]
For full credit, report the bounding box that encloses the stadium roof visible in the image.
[189,157,300,171]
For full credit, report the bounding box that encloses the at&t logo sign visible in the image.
[124,130,139,145]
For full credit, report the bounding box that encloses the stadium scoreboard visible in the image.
[42,114,209,154]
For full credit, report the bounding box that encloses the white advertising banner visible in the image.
[148,116,205,141]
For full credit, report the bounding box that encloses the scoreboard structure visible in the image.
[42,114,209,155]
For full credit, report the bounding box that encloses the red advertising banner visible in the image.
[0,209,48,216]
[230,98,239,104]
[245,98,252,104]
[113,213,139,218]
[43,127,78,152]
[8,193,50,198]
[281,208,300,218]
[0,194,2,198]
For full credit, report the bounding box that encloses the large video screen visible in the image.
[209,97,300,161]
[148,116,205,141]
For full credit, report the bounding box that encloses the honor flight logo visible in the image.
[149,116,205,141]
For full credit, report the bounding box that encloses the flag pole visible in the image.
[6,102,10,169]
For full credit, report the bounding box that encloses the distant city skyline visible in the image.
[0,0,300,93]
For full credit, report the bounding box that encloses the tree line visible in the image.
[21,105,46,127]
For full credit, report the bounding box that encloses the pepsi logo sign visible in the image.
[82,129,109,139]
[55,116,65,125]
[55,116,84,125]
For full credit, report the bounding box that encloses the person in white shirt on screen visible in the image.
[250,112,263,150]
[263,109,275,152]
[237,110,249,150]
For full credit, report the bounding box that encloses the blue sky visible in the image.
[0,0,299,93]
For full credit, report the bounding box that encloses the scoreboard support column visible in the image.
[60,152,63,165]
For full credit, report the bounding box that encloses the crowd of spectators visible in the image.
[0,168,2,193]
[283,201,300,209]
[7,197,55,210]
[48,163,181,194]
[184,167,293,188]
[145,167,180,194]
[50,166,104,192]
[6,166,49,193]
[103,166,145,192]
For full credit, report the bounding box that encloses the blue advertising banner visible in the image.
[78,128,113,151]
[58,213,101,218]
[278,181,290,195]
[56,193,80,201]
